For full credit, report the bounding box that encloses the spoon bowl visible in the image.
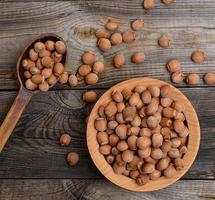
[0,33,67,152]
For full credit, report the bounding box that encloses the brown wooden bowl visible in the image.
[87,77,200,192]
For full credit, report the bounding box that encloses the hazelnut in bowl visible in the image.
[87,77,200,192]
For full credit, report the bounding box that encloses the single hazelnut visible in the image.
[160,85,172,97]
[160,98,173,107]
[41,56,54,68]
[122,88,132,100]
[140,128,152,137]
[95,29,109,38]
[158,36,171,48]
[82,51,95,65]
[161,140,172,153]
[36,59,43,69]
[97,132,109,145]
[122,106,137,122]
[69,75,78,87]
[106,154,115,164]
[98,38,111,51]
[30,67,40,75]
[141,90,152,104]
[171,138,181,148]
[156,157,170,171]
[131,115,141,127]
[115,154,125,166]
[138,147,151,158]
[203,72,215,85]
[83,91,97,103]
[38,49,51,58]
[67,152,79,166]
[85,73,98,85]
[191,51,205,63]
[51,51,63,63]
[151,133,163,148]
[115,124,127,140]
[136,175,150,185]
[113,54,125,68]
[109,134,119,146]
[117,102,125,112]
[79,65,91,76]
[147,116,159,129]
[22,59,35,70]
[106,21,118,31]
[131,52,145,64]
[60,134,71,146]
[99,144,111,155]
[122,31,135,43]
[112,147,119,155]
[137,136,151,149]
[95,118,107,132]
[146,103,158,116]
[163,163,176,178]
[29,49,38,61]
[151,148,163,160]
[59,72,69,84]
[186,73,200,85]
[166,59,181,73]
[104,102,118,117]
[163,107,177,118]
[55,41,66,54]
[130,170,140,179]
[110,33,122,46]
[127,135,138,150]
[25,79,37,90]
[34,42,45,53]
[113,162,126,174]
[134,86,146,94]
[122,150,134,163]
[142,163,155,174]
[41,68,52,79]
[31,74,44,84]
[93,61,105,74]
[112,90,123,103]
[45,40,55,51]
[131,19,144,31]
[129,93,140,107]
[54,63,64,76]
[174,158,184,170]
[168,148,180,158]
[39,80,49,92]
[117,140,128,151]
[24,71,32,79]
[149,169,161,180]
[171,71,184,84]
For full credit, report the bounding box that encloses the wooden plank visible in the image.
[0,88,214,179]
[0,179,214,200]
[0,1,215,89]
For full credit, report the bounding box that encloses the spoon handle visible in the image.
[0,87,33,152]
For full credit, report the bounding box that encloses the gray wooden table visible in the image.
[0,1,214,199]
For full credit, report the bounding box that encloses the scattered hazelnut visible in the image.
[98,38,111,51]
[171,71,184,84]
[166,59,181,73]
[85,73,98,85]
[68,74,78,87]
[93,61,105,74]
[110,33,122,46]
[67,152,79,166]
[113,54,125,68]
[106,21,118,31]
[122,31,135,43]
[191,51,205,63]
[131,19,144,31]
[143,0,154,10]
[54,63,64,76]
[203,72,215,85]
[59,72,69,84]
[83,91,97,103]
[60,134,71,146]
[96,29,109,38]
[158,36,171,48]
[131,52,145,64]
[186,73,200,85]
[79,65,91,76]
[82,52,95,65]
[162,0,174,4]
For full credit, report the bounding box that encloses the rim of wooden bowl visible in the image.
[87,77,200,192]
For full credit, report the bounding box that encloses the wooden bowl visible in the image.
[87,77,200,192]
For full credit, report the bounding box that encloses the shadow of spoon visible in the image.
[0,33,67,152]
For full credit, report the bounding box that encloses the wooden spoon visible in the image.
[0,33,67,152]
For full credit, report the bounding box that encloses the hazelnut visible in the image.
[127,126,140,136]
[108,121,118,130]
[151,133,163,148]
[168,148,180,158]
[131,19,144,31]
[67,152,79,166]
[113,162,126,174]
[156,157,170,171]
[116,154,125,166]
[24,71,32,79]
[134,86,146,94]
[79,65,91,76]
[98,38,111,51]
[22,59,35,70]
[109,134,119,146]
[47,74,57,85]
[110,33,122,46]
[106,21,118,31]
[122,106,137,122]
[143,0,154,10]
[160,117,172,127]
[55,41,66,54]
[30,67,40,75]
[45,40,55,51]
[122,88,132,100]
[122,31,135,43]
[141,90,152,104]
[99,144,111,155]
[130,170,140,179]
[41,56,54,68]
[106,154,115,164]
[83,91,97,103]
[166,59,181,73]
[147,116,159,129]
[142,163,155,174]
[138,147,151,158]
[38,49,51,58]
[117,141,128,151]
[54,63,64,76]
[95,118,107,132]
[171,71,184,84]
[34,42,45,53]
[163,107,177,118]
[41,68,52,79]
[149,169,161,180]
[59,72,69,84]
[129,93,140,106]
[173,120,185,133]
[116,102,125,112]
[136,175,150,185]
[29,49,38,61]
[31,74,44,84]
[140,128,151,137]
[25,79,37,90]
[163,163,176,178]
[60,134,71,146]
[105,102,117,117]
[112,147,119,155]
[137,136,151,149]
[160,85,172,97]
[93,61,105,74]
[82,52,95,65]
[115,124,127,140]
[127,135,138,150]
[171,138,181,148]
[186,73,200,85]
[179,146,188,154]
[122,150,134,163]
[160,98,173,107]
[158,36,171,48]
[146,103,158,116]
[131,115,141,127]
[161,140,172,152]
[203,73,215,85]
[39,81,49,92]
[191,51,205,63]
[113,54,125,68]
[112,90,123,103]
[68,75,78,87]
[174,158,184,170]
[51,51,63,63]
[141,117,148,128]
[148,86,160,97]
[85,73,98,85]
[97,132,109,145]
[151,148,163,160]
[36,59,43,69]
[95,29,109,38]
[174,112,185,121]
[131,52,145,64]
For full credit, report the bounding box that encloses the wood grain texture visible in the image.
[0,88,214,179]
[0,179,214,200]
[0,1,214,89]
[87,77,200,191]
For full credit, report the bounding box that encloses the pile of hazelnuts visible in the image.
[95,84,188,185]
[96,19,145,68]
